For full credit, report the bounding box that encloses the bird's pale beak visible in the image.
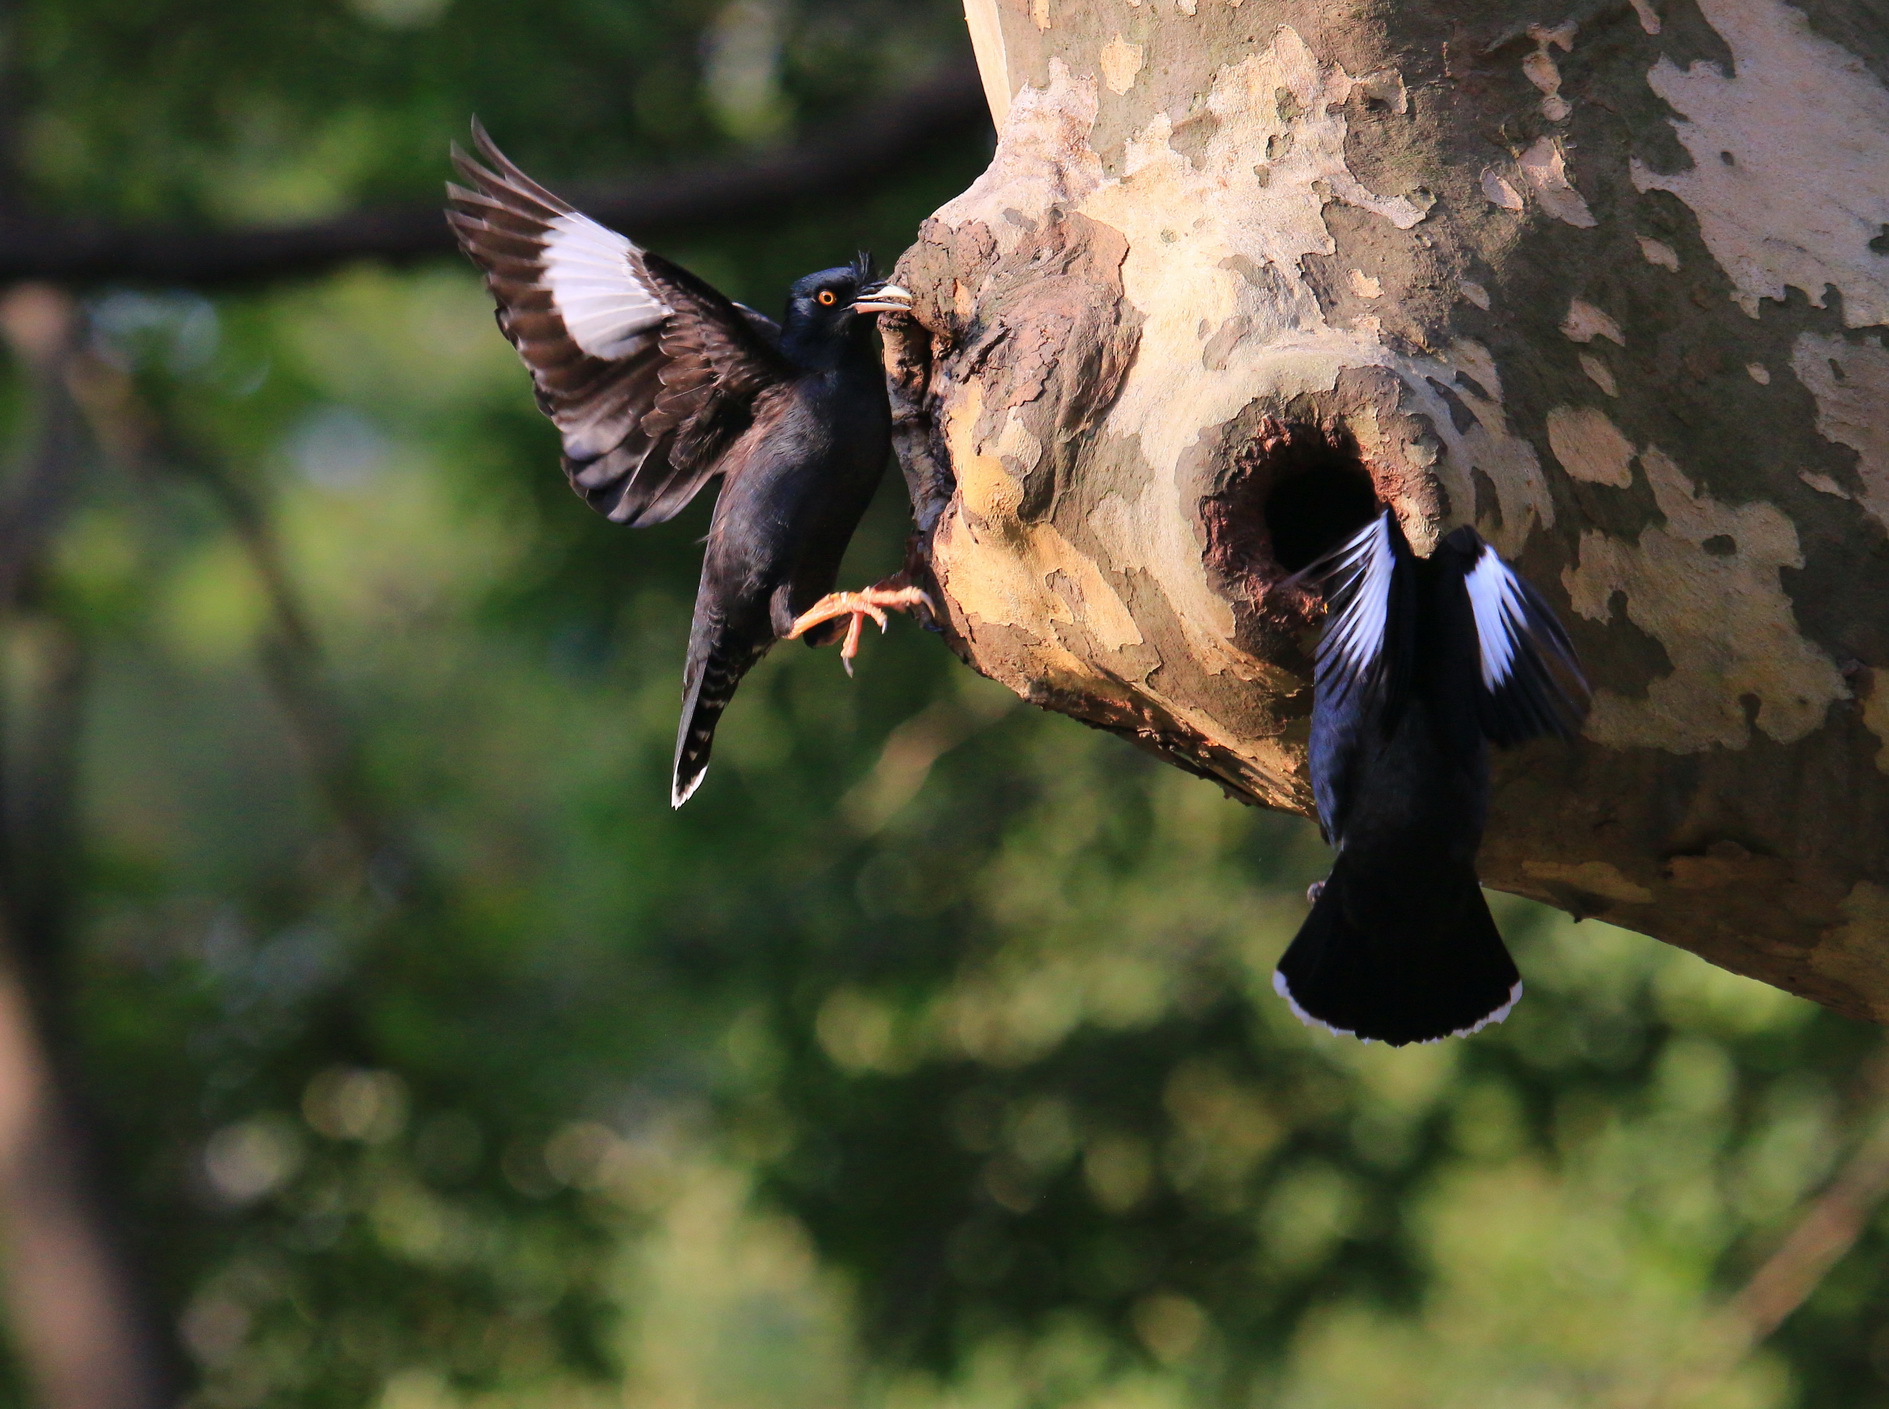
[852,282,913,315]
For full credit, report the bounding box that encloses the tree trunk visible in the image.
[887,0,1889,1019]
[0,287,181,1409]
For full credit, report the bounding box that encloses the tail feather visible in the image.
[672,647,761,808]
[1273,853,1520,1046]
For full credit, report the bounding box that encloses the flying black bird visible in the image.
[1273,509,1590,1046]
[445,125,929,807]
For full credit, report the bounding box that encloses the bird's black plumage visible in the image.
[1274,510,1590,1045]
[446,124,917,806]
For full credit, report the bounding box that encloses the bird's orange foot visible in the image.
[787,583,936,676]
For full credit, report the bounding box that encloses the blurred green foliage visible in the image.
[0,1,1885,1407]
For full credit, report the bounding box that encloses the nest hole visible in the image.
[1262,447,1381,573]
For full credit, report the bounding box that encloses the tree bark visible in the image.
[888,0,1889,1018]
[0,287,181,1409]
[0,944,179,1409]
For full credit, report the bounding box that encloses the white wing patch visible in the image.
[542,212,670,360]
[1464,544,1526,689]
[1320,512,1396,683]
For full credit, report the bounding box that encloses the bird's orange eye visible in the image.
[817,290,837,306]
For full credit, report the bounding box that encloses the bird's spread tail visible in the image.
[1273,854,1520,1046]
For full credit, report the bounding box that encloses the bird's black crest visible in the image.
[851,251,878,287]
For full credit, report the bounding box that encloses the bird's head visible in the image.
[781,255,912,364]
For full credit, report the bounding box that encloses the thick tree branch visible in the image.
[0,66,988,288]
[890,0,1889,1020]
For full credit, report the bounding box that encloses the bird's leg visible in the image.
[787,579,936,677]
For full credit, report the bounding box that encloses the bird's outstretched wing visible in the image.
[446,123,792,526]
[1303,511,1417,724]
[1297,510,1418,846]
[1443,527,1591,746]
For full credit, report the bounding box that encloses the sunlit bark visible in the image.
[894,0,1889,1018]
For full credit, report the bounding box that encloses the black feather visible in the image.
[1277,511,1589,1044]
[447,126,894,806]
[1275,853,1520,1047]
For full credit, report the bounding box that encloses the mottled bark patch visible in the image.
[1564,445,1847,751]
[1632,0,1889,328]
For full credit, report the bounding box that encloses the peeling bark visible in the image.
[891,0,1889,1019]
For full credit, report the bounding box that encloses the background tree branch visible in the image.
[0,65,988,288]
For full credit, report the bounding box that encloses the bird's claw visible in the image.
[787,583,937,676]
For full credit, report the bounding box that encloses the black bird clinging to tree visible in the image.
[446,125,929,807]
[1273,509,1591,1046]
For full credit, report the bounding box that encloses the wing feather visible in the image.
[446,123,791,527]
[1297,510,1417,847]
[1306,511,1413,719]
[1452,530,1591,746]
